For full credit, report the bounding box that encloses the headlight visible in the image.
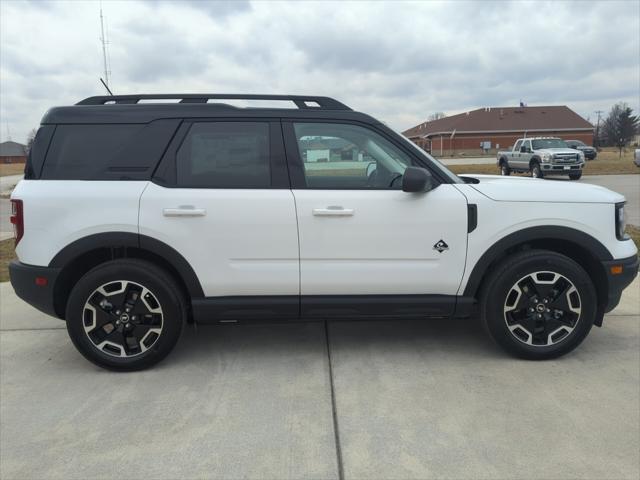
[615,202,628,240]
[578,152,585,162]
[541,152,552,162]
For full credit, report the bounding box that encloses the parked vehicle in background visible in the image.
[634,149,640,167]
[9,94,638,370]
[566,139,597,160]
[497,137,585,179]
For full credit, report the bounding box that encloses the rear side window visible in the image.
[41,120,179,180]
[24,125,55,179]
[176,122,270,188]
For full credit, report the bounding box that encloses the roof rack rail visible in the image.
[76,94,352,110]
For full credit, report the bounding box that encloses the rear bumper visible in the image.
[9,261,61,318]
[602,254,639,313]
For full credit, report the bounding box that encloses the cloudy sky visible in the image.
[1,0,638,143]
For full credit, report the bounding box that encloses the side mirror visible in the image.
[520,146,527,153]
[402,167,433,193]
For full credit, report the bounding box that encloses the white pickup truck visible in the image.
[497,137,585,179]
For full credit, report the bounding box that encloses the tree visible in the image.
[25,128,37,154]
[428,112,447,121]
[601,103,639,156]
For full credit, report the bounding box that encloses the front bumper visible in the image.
[602,254,639,313]
[542,162,584,172]
[9,261,62,318]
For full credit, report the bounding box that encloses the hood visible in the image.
[537,148,579,155]
[459,175,625,204]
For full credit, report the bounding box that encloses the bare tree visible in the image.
[428,112,447,121]
[602,103,639,156]
[25,128,37,154]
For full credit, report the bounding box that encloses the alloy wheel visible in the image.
[82,280,164,357]
[503,271,581,346]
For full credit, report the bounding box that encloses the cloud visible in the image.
[0,0,638,143]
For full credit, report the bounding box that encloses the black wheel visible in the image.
[500,161,511,176]
[569,172,582,180]
[66,259,187,371]
[480,250,597,360]
[530,162,543,178]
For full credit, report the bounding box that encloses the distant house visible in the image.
[0,141,27,164]
[403,106,594,156]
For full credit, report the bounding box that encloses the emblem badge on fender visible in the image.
[433,240,449,253]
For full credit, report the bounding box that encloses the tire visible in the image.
[66,259,187,371]
[500,161,511,176]
[569,172,582,180]
[480,250,597,360]
[530,161,543,178]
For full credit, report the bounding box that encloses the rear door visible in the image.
[139,119,299,318]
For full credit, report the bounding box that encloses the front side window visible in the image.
[293,122,415,189]
[514,140,523,151]
[177,122,270,188]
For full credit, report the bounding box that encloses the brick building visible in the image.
[0,141,27,164]
[403,106,594,156]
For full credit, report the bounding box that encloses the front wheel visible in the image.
[500,162,511,176]
[569,172,582,180]
[66,259,187,371]
[480,250,597,360]
[530,162,543,178]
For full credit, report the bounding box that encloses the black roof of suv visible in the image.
[43,94,381,125]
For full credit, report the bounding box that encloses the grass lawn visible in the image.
[449,148,638,176]
[1,238,17,282]
[0,163,25,177]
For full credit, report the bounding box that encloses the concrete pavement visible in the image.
[1,278,638,479]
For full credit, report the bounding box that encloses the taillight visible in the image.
[10,199,24,246]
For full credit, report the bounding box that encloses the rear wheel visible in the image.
[480,250,597,360]
[530,162,543,178]
[66,259,186,371]
[569,172,582,180]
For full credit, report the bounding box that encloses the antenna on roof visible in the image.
[99,1,112,91]
[99,77,113,95]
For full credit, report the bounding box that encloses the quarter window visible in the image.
[177,122,270,188]
[293,123,415,189]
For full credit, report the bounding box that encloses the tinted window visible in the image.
[41,120,178,180]
[25,125,55,179]
[514,140,523,151]
[293,122,415,189]
[176,122,270,188]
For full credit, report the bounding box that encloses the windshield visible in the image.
[395,130,463,183]
[532,138,568,149]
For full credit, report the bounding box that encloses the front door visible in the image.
[283,121,469,318]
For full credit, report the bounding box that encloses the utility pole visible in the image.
[594,110,603,149]
[99,2,111,89]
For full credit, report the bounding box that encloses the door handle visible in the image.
[163,206,206,217]
[312,206,354,216]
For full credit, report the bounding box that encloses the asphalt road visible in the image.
[1,279,638,479]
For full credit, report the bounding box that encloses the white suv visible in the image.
[9,94,638,370]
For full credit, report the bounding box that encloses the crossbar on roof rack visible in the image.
[76,94,351,110]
